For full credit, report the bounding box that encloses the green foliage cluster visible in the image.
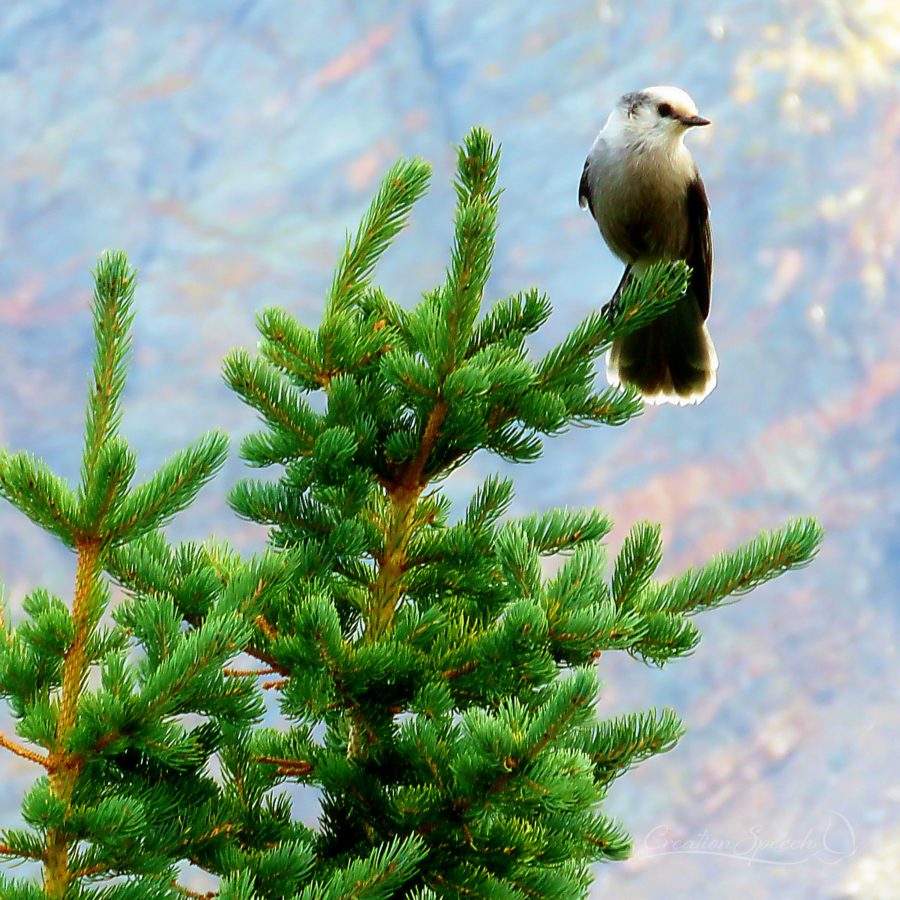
[0,129,822,898]
[0,253,273,899]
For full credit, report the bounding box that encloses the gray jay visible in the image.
[579,86,716,405]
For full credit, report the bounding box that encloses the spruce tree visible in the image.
[0,130,822,899]
[207,128,821,896]
[0,253,290,898]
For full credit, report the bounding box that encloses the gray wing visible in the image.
[685,172,713,320]
[578,160,593,214]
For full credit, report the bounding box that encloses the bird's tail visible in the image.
[606,295,718,405]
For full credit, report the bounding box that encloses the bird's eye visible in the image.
[657,102,672,117]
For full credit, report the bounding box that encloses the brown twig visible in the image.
[172,882,217,899]
[70,861,111,879]
[178,823,235,851]
[0,730,51,769]
[0,841,40,858]
[222,667,276,678]
[254,755,314,777]
[243,643,290,678]
[254,614,279,642]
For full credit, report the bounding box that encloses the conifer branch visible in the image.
[0,842,39,859]
[254,613,278,642]
[254,755,315,777]
[69,861,111,879]
[613,521,662,610]
[537,260,689,390]
[257,308,327,388]
[589,708,684,785]
[0,451,80,548]
[173,882,217,899]
[657,517,823,614]
[79,251,136,494]
[244,646,291,679]
[106,430,229,543]
[224,349,320,464]
[467,289,551,356]
[326,158,431,316]
[0,730,50,768]
[223,667,277,678]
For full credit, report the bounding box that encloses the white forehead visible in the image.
[641,85,699,114]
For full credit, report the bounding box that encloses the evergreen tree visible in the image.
[0,130,822,899]
[0,254,289,898]
[207,129,821,897]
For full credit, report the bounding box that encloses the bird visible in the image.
[579,86,716,405]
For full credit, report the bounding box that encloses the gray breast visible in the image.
[587,139,693,265]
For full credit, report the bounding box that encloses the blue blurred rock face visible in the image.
[0,2,896,896]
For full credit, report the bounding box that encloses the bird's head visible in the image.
[608,86,709,147]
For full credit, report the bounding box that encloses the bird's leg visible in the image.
[602,266,634,319]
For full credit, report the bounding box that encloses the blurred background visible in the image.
[0,1,897,896]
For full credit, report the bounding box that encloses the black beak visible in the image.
[680,115,710,127]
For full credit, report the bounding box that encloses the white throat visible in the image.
[604,111,687,158]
